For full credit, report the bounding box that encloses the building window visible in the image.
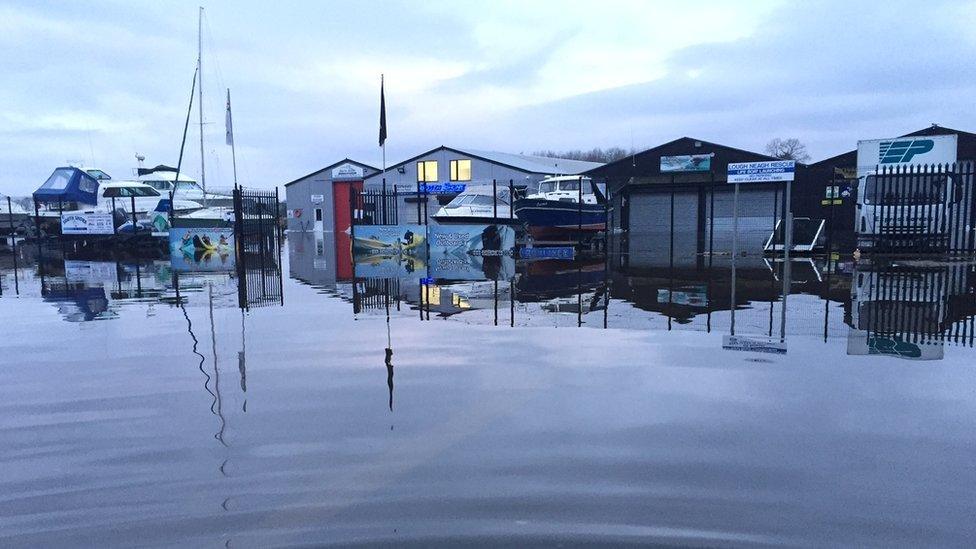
[450,159,472,181]
[416,160,438,182]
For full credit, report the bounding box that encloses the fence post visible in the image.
[130,196,137,235]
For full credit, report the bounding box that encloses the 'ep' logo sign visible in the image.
[878,139,935,164]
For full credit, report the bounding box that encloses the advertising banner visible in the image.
[427,224,516,280]
[727,160,795,183]
[169,227,236,272]
[61,212,114,235]
[660,154,712,173]
[352,224,428,279]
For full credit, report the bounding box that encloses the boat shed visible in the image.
[364,146,602,224]
[585,137,802,269]
[283,159,379,233]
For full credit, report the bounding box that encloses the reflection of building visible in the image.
[288,231,339,289]
[847,260,976,360]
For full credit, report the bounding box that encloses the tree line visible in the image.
[534,138,811,164]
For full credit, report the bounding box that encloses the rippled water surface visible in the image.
[2,237,976,547]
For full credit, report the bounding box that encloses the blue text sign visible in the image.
[727,160,795,183]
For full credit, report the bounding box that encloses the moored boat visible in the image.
[513,176,609,240]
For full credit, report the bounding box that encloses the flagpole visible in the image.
[381,74,387,202]
[227,88,239,191]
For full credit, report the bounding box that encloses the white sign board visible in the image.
[310,194,325,204]
[331,163,365,179]
[723,334,787,354]
[855,134,956,179]
[727,160,795,183]
[61,212,115,235]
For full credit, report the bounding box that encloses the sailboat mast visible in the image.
[197,6,207,207]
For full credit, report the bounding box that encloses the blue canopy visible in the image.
[33,167,99,206]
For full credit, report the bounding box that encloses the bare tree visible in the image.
[765,138,810,163]
[532,147,638,163]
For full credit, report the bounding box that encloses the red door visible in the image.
[333,180,363,280]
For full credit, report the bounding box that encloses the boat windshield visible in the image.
[85,169,111,180]
[103,186,161,198]
[143,180,171,191]
[559,180,580,191]
[175,181,203,191]
[539,181,557,193]
[447,192,508,207]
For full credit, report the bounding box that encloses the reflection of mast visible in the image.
[177,275,227,448]
[209,284,227,445]
[239,308,247,412]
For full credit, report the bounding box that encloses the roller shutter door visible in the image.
[706,186,779,254]
[628,191,700,268]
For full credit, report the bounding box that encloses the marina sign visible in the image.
[722,334,787,354]
[520,246,575,260]
[660,154,712,173]
[727,160,795,183]
[420,183,466,194]
[331,163,365,179]
[60,212,114,235]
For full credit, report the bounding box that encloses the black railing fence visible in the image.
[859,162,976,253]
[233,187,284,309]
[353,188,400,226]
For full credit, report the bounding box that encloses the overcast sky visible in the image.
[1,0,973,195]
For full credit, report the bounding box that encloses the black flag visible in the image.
[378,74,387,147]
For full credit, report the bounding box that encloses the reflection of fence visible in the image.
[858,163,975,253]
[353,277,401,314]
[233,187,284,309]
[855,263,976,347]
[353,189,400,226]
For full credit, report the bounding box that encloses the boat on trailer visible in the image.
[513,176,609,240]
[431,185,520,224]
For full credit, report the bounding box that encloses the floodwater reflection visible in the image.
[2,235,976,546]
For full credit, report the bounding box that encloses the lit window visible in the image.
[450,159,472,181]
[416,160,438,182]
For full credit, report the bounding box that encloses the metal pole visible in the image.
[112,197,117,235]
[781,177,793,341]
[578,176,583,249]
[228,88,239,191]
[493,178,497,221]
[730,182,739,336]
[509,179,514,221]
[381,177,387,225]
[130,196,137,235]
[197,6,207,208]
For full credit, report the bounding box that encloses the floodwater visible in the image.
[2,234,976,547]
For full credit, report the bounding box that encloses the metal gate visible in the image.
[857,162,975,253]
[352,189,400,226]
[233,187,284,309]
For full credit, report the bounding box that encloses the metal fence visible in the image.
[857,162,975,253]
[353,189,400,226]
[233,187,284,309]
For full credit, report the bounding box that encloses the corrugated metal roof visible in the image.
[457,148,603,175]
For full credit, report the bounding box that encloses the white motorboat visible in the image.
[137,166,208,202]
[431,185,518,224]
